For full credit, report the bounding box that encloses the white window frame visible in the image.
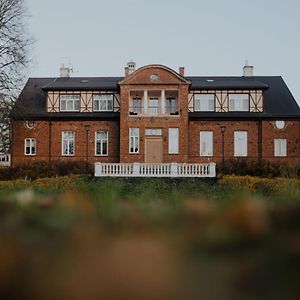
[60,94,80,112]
[148,97,159,115]
[62,131,75,156]
[229,94,249,112]
[95,131,109,156]
[132,96,142,114]
[24,138,36,156]
[234,131,248,157]
[194,94,215,111]
[274,139,287,157]
[93,94,113,111]
[168,128,179,154]
[129,128,139,154]
[200,131,213,156]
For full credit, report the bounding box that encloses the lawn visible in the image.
[0,176,300,300]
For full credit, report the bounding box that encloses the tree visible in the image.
[0,0,31,153]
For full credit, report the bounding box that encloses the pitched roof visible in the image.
[12,75,300,119]
[42,77,123,91]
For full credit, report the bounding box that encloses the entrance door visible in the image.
[145,137,163,163]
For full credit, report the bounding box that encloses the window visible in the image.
[132,97,142,114]
[93,94,113,111]
[60,95,80,111]
[129,128,139,153]
[62,131,75,156]
[168,128,179,154]
[145,129,162,136]
[24,138,36,155]
[148,97,159,115]
[275,120,285,129]
[234,131,248,157]
[166,97,177,114]
[274,139,287,157]
[194,94,215,111]
[95,131,108,156]
[200,131,213,156]
[26,121,35,129]
[229,94,249,111]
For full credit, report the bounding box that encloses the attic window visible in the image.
[150,74,158,81]
[60,94,80,111]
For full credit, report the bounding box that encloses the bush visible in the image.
[218,159,300,178]
[0,161,94,180]
[219,175,300,195]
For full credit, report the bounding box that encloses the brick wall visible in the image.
[261,120,300,164]
[189,119,300,164]
[12,120,120,166]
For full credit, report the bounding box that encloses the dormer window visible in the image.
[93,94,113,111]
[229,94,249,111]
[194,94,215,111]
[60,94,80,111]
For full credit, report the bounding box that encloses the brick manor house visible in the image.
[11,62,300,168]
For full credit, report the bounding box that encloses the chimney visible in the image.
[243,62,254,77]
[125,60,136,76]
[179,67,185,76]
[60,64,70,78]
[124,66,129,77]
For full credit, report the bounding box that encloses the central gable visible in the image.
[119,64,191,85]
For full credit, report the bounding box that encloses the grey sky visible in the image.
[26,0,300,105]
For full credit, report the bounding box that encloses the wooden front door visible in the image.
[145,137,163,163]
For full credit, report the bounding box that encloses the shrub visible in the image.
[0,161,94,180]
[218,159,300,179]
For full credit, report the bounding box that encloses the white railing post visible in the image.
[170,163,178,177]
[209,162,216,177]
[94,162,217,178]
[132,162,140,176]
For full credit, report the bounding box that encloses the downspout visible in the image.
[48,118,52,164]
[258,120,262,162]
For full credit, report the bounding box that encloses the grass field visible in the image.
[1,176,300,300]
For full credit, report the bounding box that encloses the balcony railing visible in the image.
[129,106,179,116]
[0,154,11,167]
[95,162,216,178]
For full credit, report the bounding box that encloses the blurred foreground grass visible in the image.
[0,176,300,300]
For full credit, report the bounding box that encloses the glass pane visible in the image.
[61,100,66,110]
[94,100,99,111]
[102,141,108,155]
[74,99,80,110]
[96,142,101,155]
[107,99,113,111]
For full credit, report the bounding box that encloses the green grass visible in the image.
[0,176,300,300]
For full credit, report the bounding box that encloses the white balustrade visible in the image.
[0,154,11,167]
[95,162,216,178]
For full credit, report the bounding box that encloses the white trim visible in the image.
[129,128,139,154]
[234,131,248,157]
[93,94,113,111]
[59,94,80,112]
[168,128,179,154]
[95,131,109,156]
[200,131,213,156]
[229,94,249,112]
[95,162,216,178]
[62,131,75,156]
[274,138,287,157]
[24,138,36,156]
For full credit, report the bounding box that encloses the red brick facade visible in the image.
[11,64,300,167]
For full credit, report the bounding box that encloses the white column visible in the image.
[143,90,148,114]
[133,162,140,176]
[161,90,165,115]
[170,163,178,177]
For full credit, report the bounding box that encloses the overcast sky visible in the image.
[26,0,300,105]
